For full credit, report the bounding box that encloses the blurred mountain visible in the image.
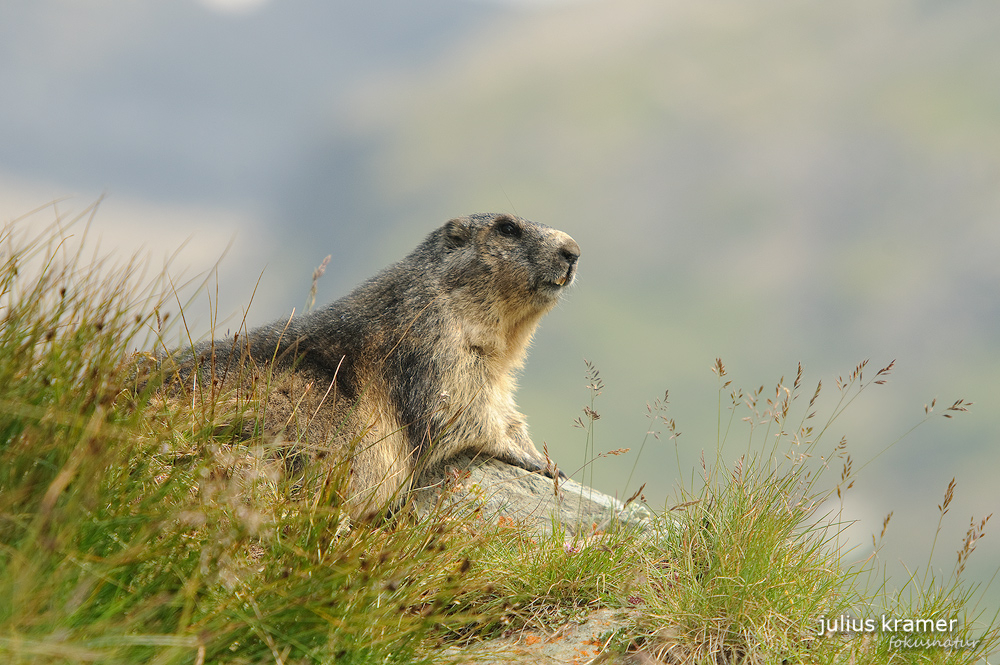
[0,0,496,205]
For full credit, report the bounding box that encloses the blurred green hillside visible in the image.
[296,0,1000,608]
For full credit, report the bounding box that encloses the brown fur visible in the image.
[167,213,580,517]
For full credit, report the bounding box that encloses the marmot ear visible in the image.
[442,218,470,250]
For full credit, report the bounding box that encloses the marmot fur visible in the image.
[171,213,580,517]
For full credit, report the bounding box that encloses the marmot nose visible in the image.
[559,238,581,265]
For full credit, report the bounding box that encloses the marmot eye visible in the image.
[497,220,521,238]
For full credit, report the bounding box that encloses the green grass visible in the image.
[0,207,996,664]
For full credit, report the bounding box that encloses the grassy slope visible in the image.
[0,212,996,664]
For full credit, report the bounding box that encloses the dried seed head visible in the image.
[939,478,956,516]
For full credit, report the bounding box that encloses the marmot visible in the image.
[170,213,580,517]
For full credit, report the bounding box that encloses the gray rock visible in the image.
[410,453,654,537]
[439,607,645,664]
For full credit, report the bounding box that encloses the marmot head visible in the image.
[436,213,581,315]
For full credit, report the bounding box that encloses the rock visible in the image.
[410,453,654,537]
[440,607,644,664]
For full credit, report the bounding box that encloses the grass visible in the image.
[610,360,996,664]
[0,206,997,664]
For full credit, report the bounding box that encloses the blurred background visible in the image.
[2,0,998,612]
